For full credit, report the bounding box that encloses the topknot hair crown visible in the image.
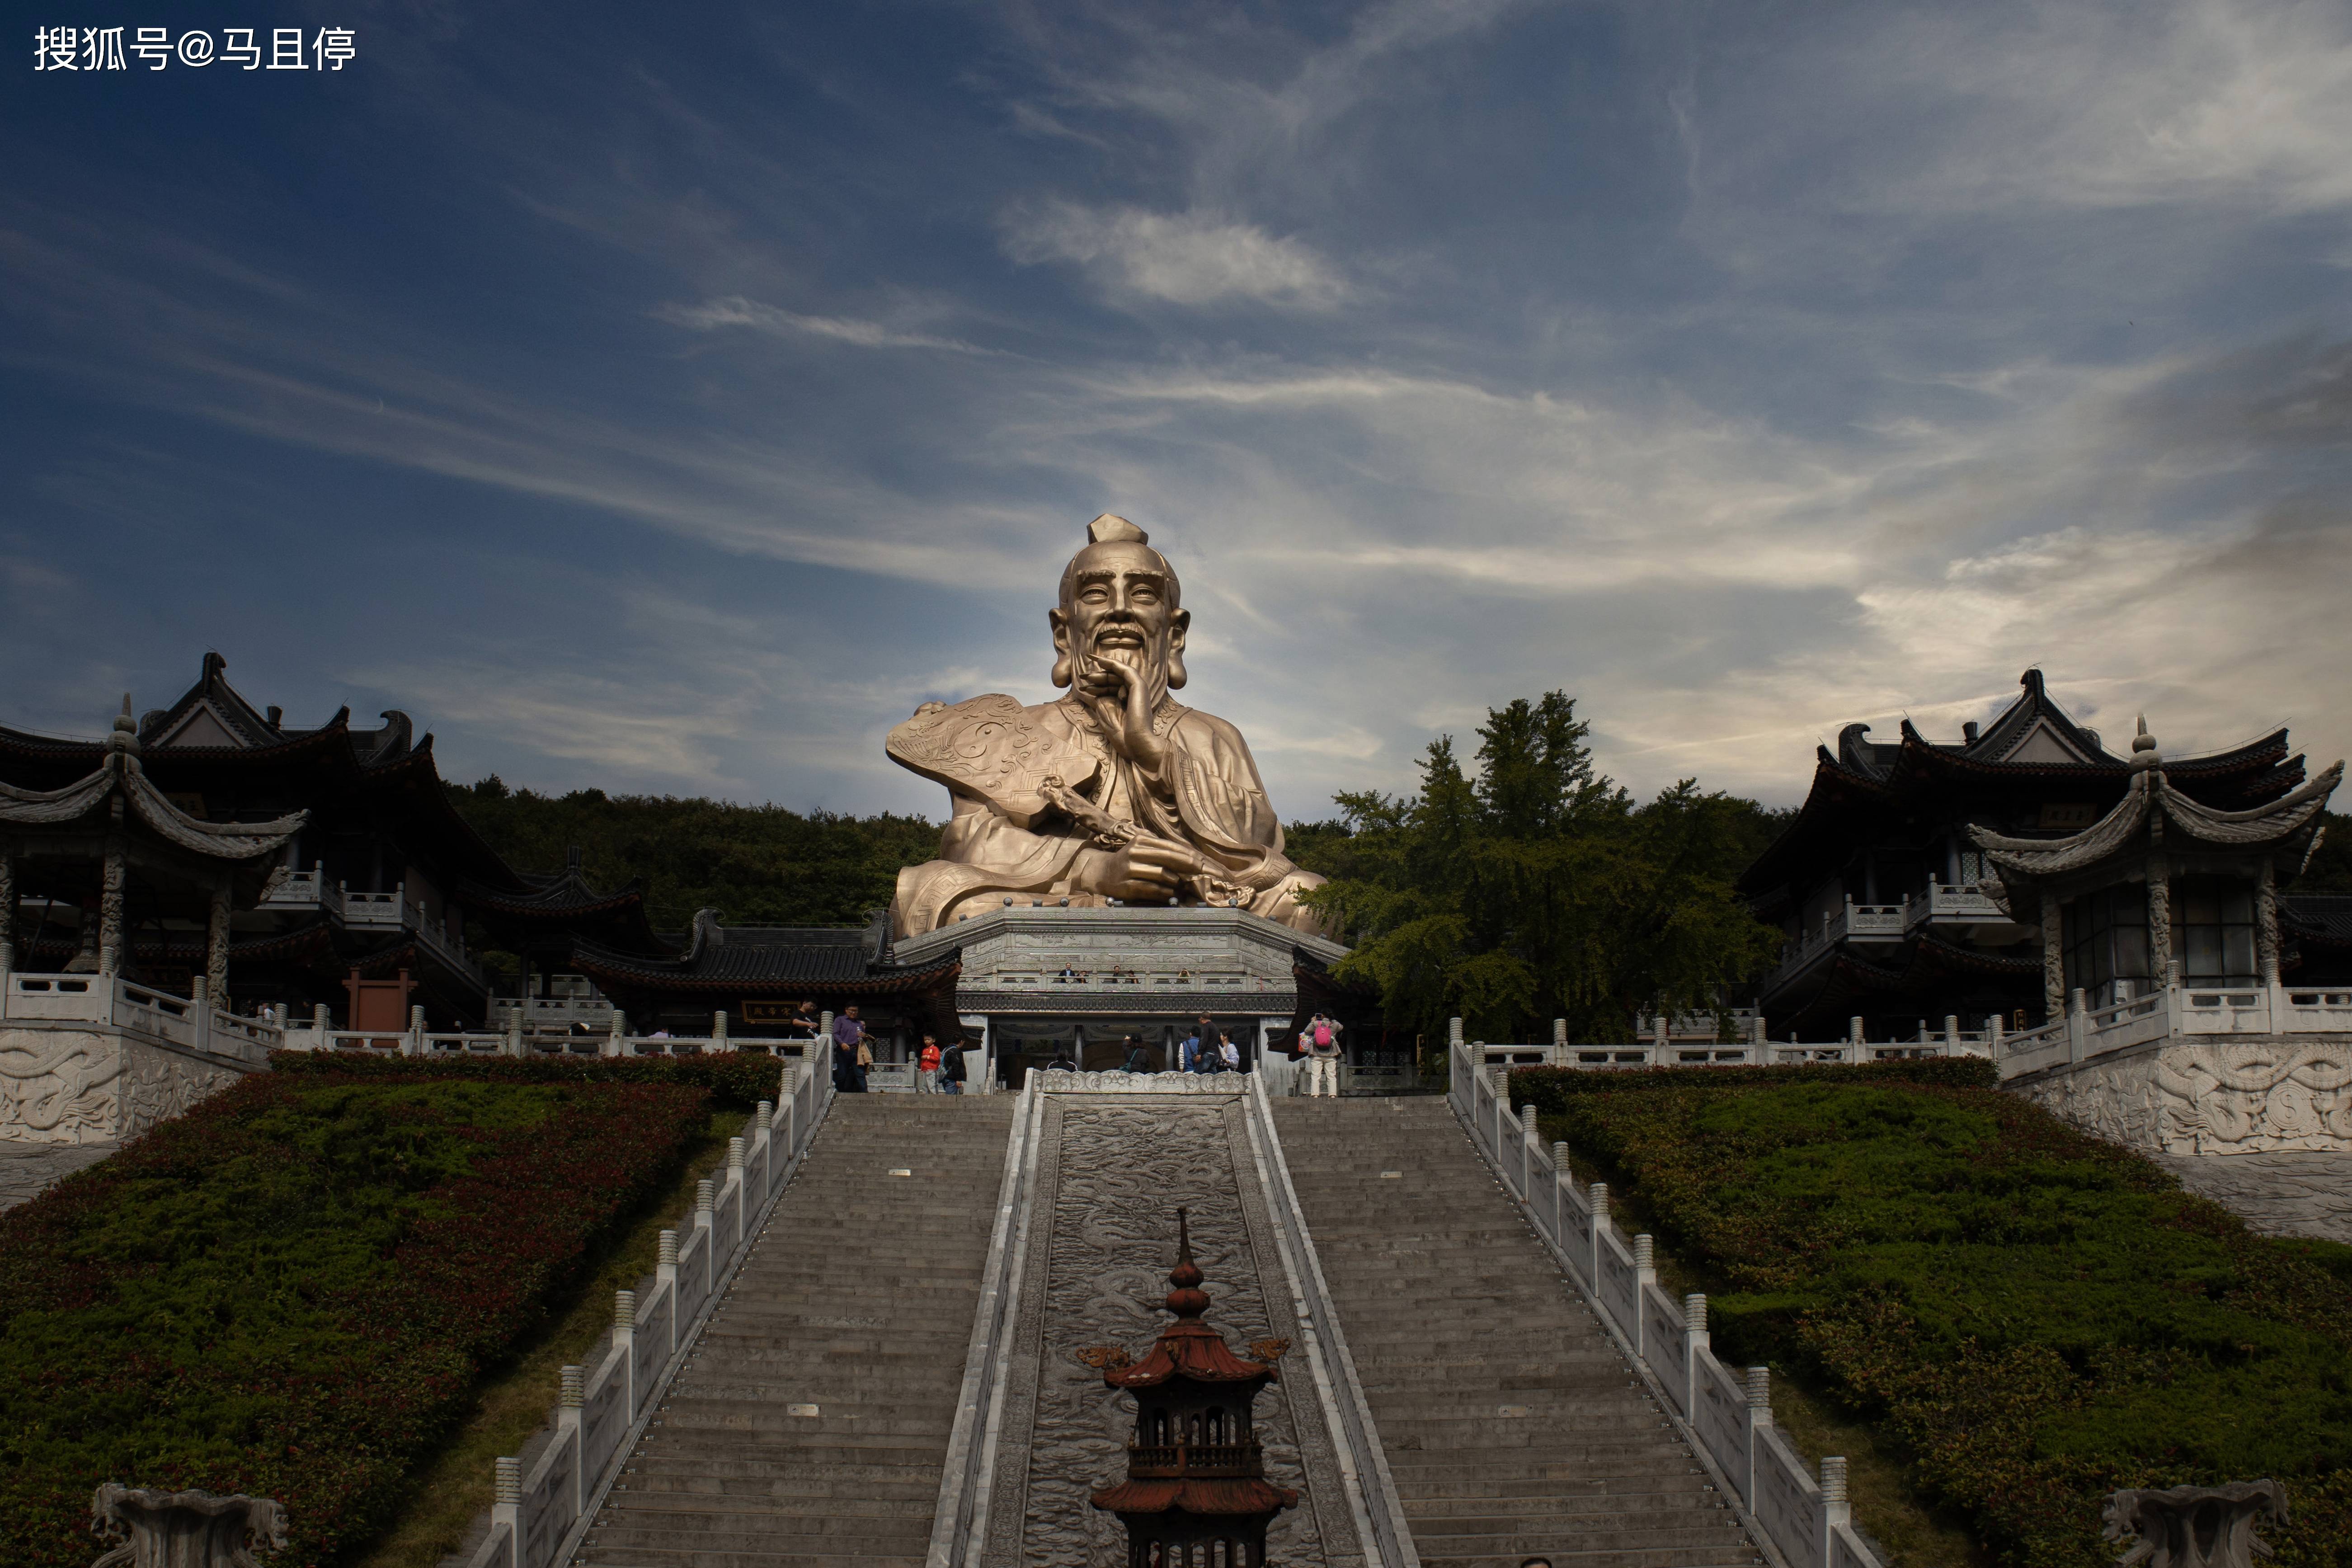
[1087,513,1149,546]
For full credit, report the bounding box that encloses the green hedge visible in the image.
[1506,1055,1997,1114]
[268,1047,792,1111]
[1534,1076,2352,1567]
[0,1069,711,1567]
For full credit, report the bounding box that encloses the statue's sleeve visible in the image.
[1168,714,1291,885]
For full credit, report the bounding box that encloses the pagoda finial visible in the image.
[1165,1207,1209,1318]
[2133,715,2159,768]
[110,695,140,758]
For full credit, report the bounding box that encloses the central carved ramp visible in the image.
[1272,1097,1758,1568]
[579,1095,1016,1568]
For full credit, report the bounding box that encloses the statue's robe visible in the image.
[886,693,1328,939]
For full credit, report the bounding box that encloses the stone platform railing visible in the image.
[1448,1032,1883,1568]
[1999,983,2352,1079]
[458,1054,834,1568]
[3,970,282,1064]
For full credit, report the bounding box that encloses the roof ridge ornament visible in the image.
[2133,715,2160,770]
[111,694,141,760]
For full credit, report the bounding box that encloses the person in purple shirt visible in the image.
[833,1005,869,1093]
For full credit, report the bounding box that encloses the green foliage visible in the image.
[1511,1056,1998,1112]
[447,779,940,927]
[1289,692,1788,1044]
[1536,1076,2352,1567]
[0,1072,709,1568]
[268,1046,793,1111]
[2296,810,2352,893]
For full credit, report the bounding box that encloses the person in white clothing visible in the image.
[1304,1012,1341,1097]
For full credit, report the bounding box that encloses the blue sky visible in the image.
[8,0,2352,820]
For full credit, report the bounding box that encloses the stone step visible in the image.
[578,1096,1014,1565]
[1270,1095,1760,1564]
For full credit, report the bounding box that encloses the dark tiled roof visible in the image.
[568,922,958,996]
[2283,895,2352,946]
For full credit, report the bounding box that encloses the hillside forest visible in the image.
[446,693,2352,1045]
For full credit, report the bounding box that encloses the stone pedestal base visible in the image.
[0,1022,252,1144]
[2009,1036,2352,1156]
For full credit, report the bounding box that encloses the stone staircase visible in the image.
[1272,1095,1761,1568]
[577,1095,1016,1568]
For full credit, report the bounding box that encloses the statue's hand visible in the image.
[1087,653,1167,771]
[1099,832,1205,901]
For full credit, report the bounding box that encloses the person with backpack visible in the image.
[1305,1012,1342,1098]
[940,1039,966,1094]
[1178,1028,1202,1073]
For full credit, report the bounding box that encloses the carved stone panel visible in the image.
[984,1097,1360,1567]
[2015,1039,2352,1156]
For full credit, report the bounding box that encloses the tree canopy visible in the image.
[447,778,939,932]
[1288,692,1789,1047]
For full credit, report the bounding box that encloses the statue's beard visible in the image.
[1073,638,1168,714]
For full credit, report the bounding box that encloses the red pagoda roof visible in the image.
[1102,1209,1279,1392]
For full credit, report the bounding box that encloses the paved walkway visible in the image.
[2155,1153,2352,1246]
[0,1140,120,1211]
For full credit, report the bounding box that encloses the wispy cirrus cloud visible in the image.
[1000,201,1355,309]
[661,296,998,354]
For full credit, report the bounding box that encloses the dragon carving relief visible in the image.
[2019,1043,2352,1156]
[0,1034,241,1143]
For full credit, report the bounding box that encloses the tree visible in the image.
[1289,693,1785,1048]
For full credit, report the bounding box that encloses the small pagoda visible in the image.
[1087,1209,1297,1568]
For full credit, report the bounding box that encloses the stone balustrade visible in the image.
[460,1058,834,1568]
[1448,1034,1886,1568]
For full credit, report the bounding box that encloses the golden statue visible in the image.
[887,515,1332,938]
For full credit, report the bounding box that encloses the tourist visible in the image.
[1046,1050,1077,1072]
[917,1034,943,1093]
[1305,1013,1342,1098]
[833,1006,869,1093]
[789,999,820,1038]
[1122,1036,1151,1074]
[1219,1031,1241,1072]
[941,1043,965,1094]
[1178,1029,1202,1073]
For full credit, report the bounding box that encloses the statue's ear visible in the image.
[1049,608,1074,688]
[1167,608,1190,690]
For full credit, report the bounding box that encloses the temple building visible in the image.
[0,655,661,1030]
[1740,670,2343,1040]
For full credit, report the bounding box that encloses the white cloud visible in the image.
[661,296,995,354]
[1000,202,1354,309]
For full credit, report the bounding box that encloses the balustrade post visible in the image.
[556,1364,585,1517]
[1552,1138,1571,1238]
[712,1009,729,1050]
[695,1177,715,1234]
[2068,987,2089,1064]
[313,1001,329,1042]
[409,1003,425,1058]
[507,1006,523,1059]
[1632,1234,1655,1357]
[1820,1455,1850,1568]
[491,1455,521,1556]
[1744,1365,1773,1506]
[1848,1015,1864,1064]
[1750,1011,1767,1055]
[1989,1013,2004,1057]
[612,1290,637,1412]
[1944,1014,1959,1051]
[1589,1183,1609,1304]
[727,1137,746,1248]
[1684,1294,1708,1421]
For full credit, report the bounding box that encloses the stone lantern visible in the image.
[1086,1209,1296,1568]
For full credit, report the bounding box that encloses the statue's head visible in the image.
[1050,514,1189,702]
